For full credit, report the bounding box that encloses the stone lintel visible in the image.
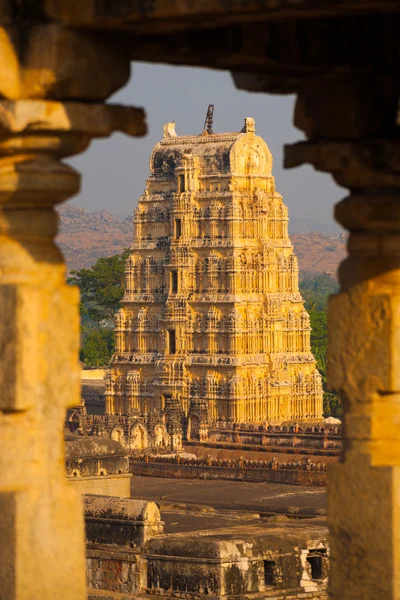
[0,100,146,139]
[42,0,400,32]
[285,139,400,189]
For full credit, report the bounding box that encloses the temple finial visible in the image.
[241,117,255,133]
[163,122,177,138]
[202,104,214,135]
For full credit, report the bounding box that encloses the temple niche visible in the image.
[106,113,323,439]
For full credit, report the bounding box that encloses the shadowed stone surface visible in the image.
[130,475,327,515]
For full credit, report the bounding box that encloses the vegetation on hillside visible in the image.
[70,252,342,416]
[67,250,130,367]
[299,272,341,416]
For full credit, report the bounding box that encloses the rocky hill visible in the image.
[57,205,133,271]
[292,232,346,276]
[57,204,346,275]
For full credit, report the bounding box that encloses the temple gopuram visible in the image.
[105,110,323,442]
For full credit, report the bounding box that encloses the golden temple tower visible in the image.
[107,112,323,440]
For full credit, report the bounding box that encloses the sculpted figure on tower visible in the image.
[107,114,323,439]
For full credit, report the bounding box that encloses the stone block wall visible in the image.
[206,424,341,455]
[83,496,329,599]
[65,437,130,477]
[66,436,132,497]
[86,547,142,596]
[69,474,132,498]
[129,460,327,486]
[142,533,329,599]
[84,496,164,549]
[85,496,163,597]
[66,454,129,478]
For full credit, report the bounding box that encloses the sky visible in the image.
[68,62,344,226]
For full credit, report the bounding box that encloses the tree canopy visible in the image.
[68,249,131,323]
[68,249,130,366]
[300,271,338,311]
[299,273,341,417]
[80,327,114,367]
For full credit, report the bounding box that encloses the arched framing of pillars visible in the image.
[3,4,400,600]
[0,22,146,600]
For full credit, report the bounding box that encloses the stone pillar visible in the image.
[328,192,400,600]
[0,24,145,600]
[286,73,400,600]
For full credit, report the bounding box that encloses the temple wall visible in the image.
[129,461,327,486]
[66,409,341,458]
[204,428,341,453]
[69,474,132,498]
[87,588,328,600]
[82,369,107,380]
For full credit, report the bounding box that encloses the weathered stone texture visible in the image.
[130,459,327,486]
[70,475,132,498]
[0,23,130,101]
[42,0,400,29]
[84,495,163,548]
[84,496,328,598]
[0,16,145,600]
[285,72,400,600]
[0,152,85,600]
[66,437,132,498]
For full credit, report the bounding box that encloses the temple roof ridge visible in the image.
[161,115,256,140]
[151,116,271,177]
[159,132,242,145]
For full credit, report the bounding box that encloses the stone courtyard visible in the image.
[130,475,327,517]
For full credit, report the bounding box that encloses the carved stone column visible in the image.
[0,24,145,600]
[286,73,400,600]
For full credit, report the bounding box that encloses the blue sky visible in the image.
[68,62,343,225]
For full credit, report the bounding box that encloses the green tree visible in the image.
[300,274,342,417]
[69,250,130,366]
[68,249,130,322]
[80,327,114,367]
[300,272,338,311]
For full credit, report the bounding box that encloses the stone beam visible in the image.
[0,22,146,600]
[4,2,398,99]
[41,0,400,33]
[124,15,400,96]
[285,73,400,600]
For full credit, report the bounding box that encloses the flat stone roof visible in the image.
[130,475,327,516]
[148,517,328,557]
[65,435,126,459]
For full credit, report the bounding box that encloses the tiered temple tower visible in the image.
[106,114,323,439]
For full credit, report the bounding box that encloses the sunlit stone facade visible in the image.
[107,117,323,436]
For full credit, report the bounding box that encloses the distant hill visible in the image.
[289,216,342,236]
[57,205,133,271]
[57,204,346,275]
[292,232,345,276]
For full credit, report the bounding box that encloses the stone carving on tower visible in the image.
[107,111,323,440]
